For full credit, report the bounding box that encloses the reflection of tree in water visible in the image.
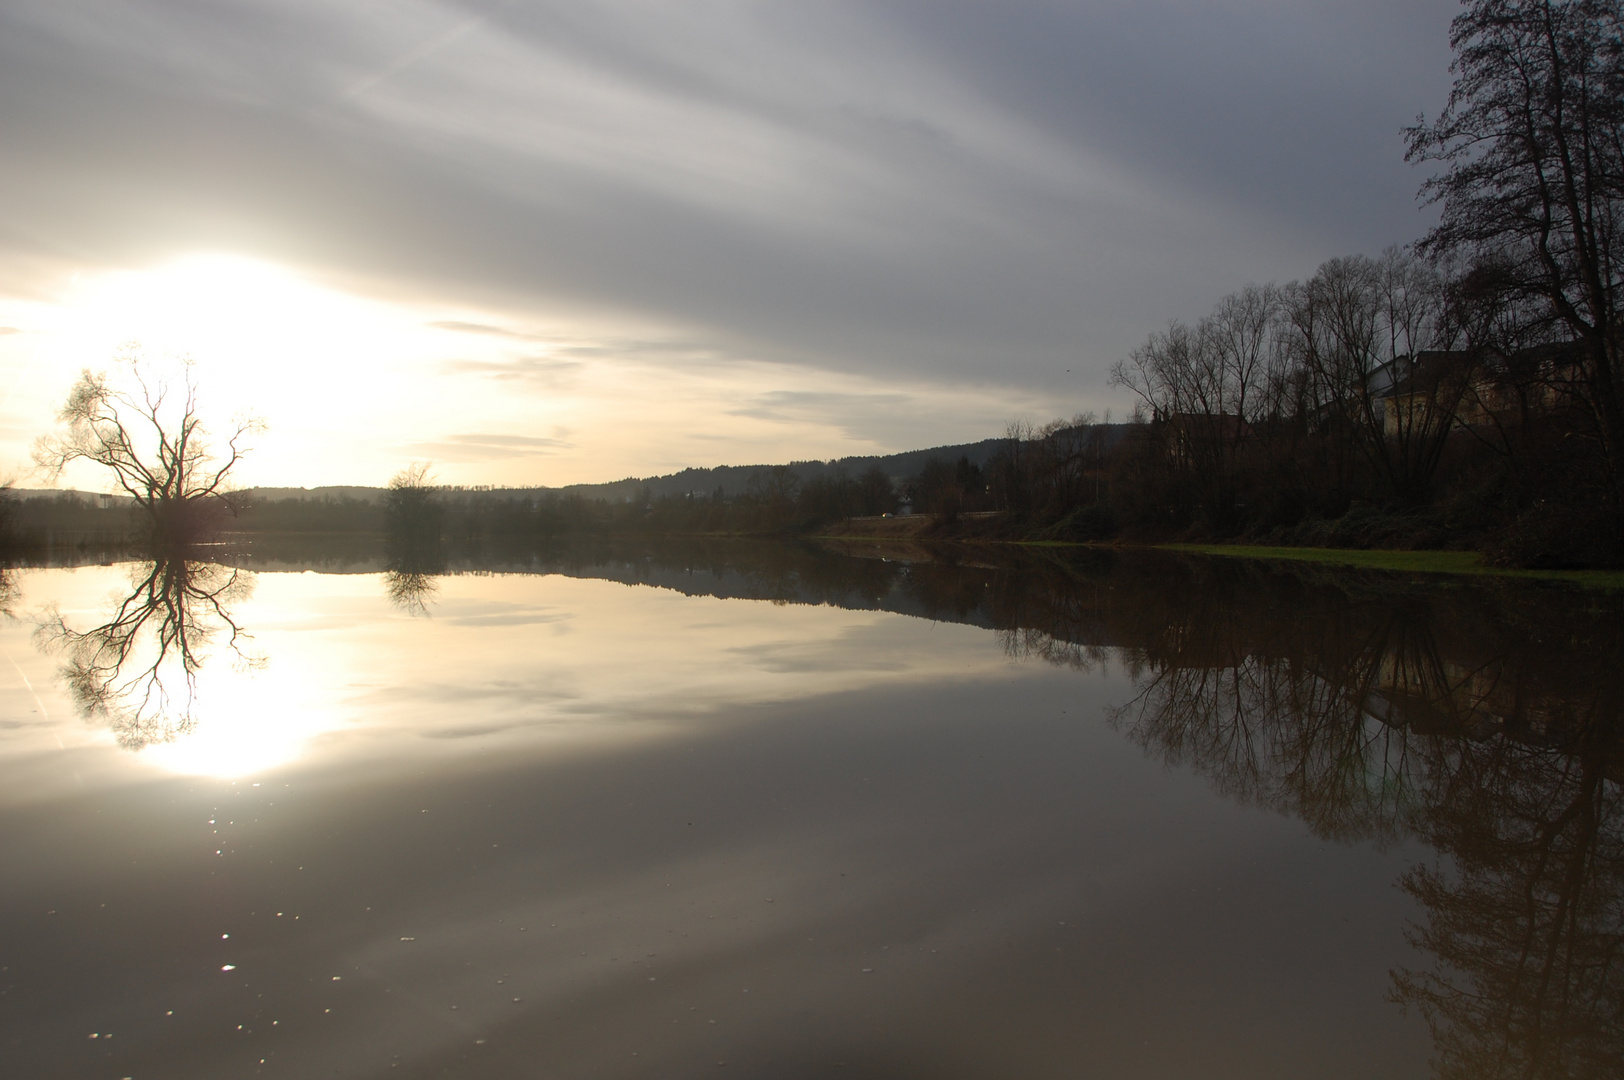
[384,566,440,615]
[989,554,1624,1079]
[226,529,1623,1077]
[1394,717,1624,1080]
[0,566,18,618]
[35,559,260,749]
[382,528,445,616]
[1105,578,1436,846]
[382,464,446,616]
[454,536,1623,1076]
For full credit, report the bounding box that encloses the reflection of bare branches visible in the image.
[1390,719,1624,1080]
[1000,627,1109,672]
[1022,555,1624,1079]
[1108,644,1425,847]
[383,487,446,615]
[34,559,261,749]
[384,570,439,616]
[0,567,18,619]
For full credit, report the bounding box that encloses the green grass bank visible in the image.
[1160,543,1624,590]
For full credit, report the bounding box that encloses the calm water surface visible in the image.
[0,539,1618,1079]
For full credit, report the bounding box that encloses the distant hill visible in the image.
[8,485,380,505]
[6,487,137,505]
[248,486,385,504]
[13,432,1129,507]
[549,437,1014,503]
[550,428,1135,504]
[235,436,1023,504]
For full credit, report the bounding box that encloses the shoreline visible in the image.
[812,531,1624,590]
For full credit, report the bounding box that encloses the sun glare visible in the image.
[14,253,528,488]
[138,658,338,779]
[58,255,392,411]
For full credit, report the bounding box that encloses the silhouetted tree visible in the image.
[384,463,445,535]
[856,465,897,516]
[33,350,259,547]
[1408,0,1624,540]
[1112,286,1284,527]
[1281,250,1464,505]
[383,463,445,613]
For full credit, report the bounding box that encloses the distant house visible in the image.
[1370,350,1472,436]
[1149,410,1253,466]
[1372,344,1586,436]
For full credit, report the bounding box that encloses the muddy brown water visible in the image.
[1,539,1618,1079]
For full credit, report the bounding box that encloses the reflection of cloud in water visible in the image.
[0,565,1022,783]
[324,576,1012,743]
[17,547,1616,1075]
[724,621,919,675]
[441,608,574,629]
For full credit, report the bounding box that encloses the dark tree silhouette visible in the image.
[1408,0,1624,529]
[383,463,446,615]
[33,350,260,546]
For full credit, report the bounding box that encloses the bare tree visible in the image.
[383,463,445,614]
[384,462,443,533]
[1407,0,1624,525]
[1111,287,1284,527]
[1280,250,1464,504]
[33,350,261,545]
[747,464,802,507]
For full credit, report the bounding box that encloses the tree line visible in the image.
[935,0,1624,566]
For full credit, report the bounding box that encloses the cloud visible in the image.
[0,327,20,336]
[726,386,1050,448]
[729,390,913,444]
[0,0,1459,402]
[401,432,575,462]
[426,320,545,341]
[440,355,584,387]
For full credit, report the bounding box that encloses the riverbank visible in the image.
[1157,544,1624,590]
[813,518,1624,590]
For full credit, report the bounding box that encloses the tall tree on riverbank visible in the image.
[34,350,260,547]
[1281,250,1462,505]
[1109,285,1283,529]
[1407,0,1624,539]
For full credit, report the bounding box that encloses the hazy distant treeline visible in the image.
[0,490,144,553]
[432,464,903,538]
[0,467,903,553]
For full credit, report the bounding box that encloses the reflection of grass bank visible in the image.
[815,529,1624,589]
[1162,544,1624,590]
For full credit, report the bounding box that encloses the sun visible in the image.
[14,252,477,488]
[56,254,380,409]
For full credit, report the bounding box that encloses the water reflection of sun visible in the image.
[140,669,334,778]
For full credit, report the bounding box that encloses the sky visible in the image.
[0,0,1460,489]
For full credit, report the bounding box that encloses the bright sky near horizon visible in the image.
[0,1,1458,490]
